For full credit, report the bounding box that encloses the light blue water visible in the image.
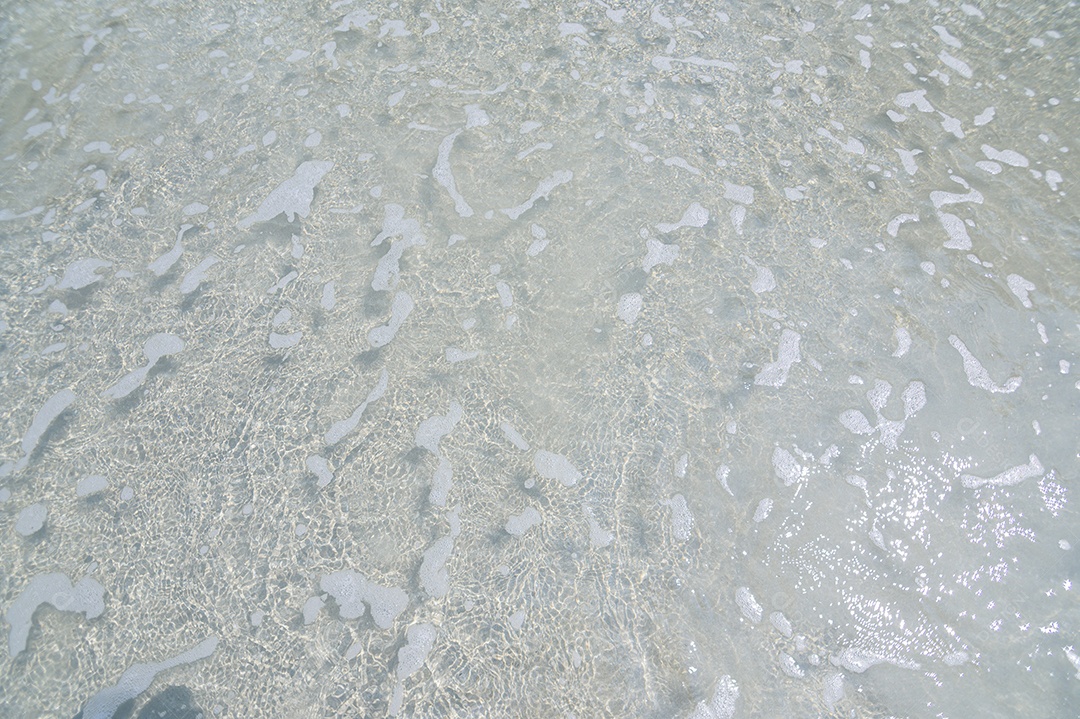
[1,1,1077,717]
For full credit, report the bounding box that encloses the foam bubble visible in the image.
[1065,648,1080,679]
[179,255,219,294]
[415,402,464,454]
[817,127,865,154]
[59,258,112,290]
[974,107,995,126]
[460,102,491,127]
[735,586,763,623]
[772,447,805,486]
[319,570,407,628]
[662,156,701,174]
[501,170,573,220]
[886,214,920,239]
[895,89,934,113]
[76,475,109,497]
[688,675,739,719]
[943,651,969,666]
[445,347,479,363]
[305,455,333,488]
[651,55,736,72]
[15,502,47,536]
[372,204,423,247]
[559,21,587,37]
[325,370,388,446]
[372,237,416,292]
[505,507,542,536]
[368,291,414,348]
[390,623,438,716]
[642,238,678,272]
[514,142,552,160]
[365,583,410,629]
[271,309,291,328]
[148,225,191,276]
[495,281,513,308]
[397,623,437,680]
[617,293,643,325]
[892,327,912,357]
[103,333,184,399]
[335,8,377,31]
[79,637,218,719]
[840,409,874,435]
[13,389,76,473]
[584,507,614,548]
[526,235,549,256]
[320,282,336,310]
[930,186,983,209]
[1006,274,1035,308]
[938,50,972,78]
[895,148,922,176]
[419,536,453,598]
[24,122,53,139]
[981,144,1028,167]
[823,673,845,710]
[747,258,776,294]
[769,611,793,637]
[428,456,454,506]
[433,130,473,217]
[268,331,302,349]
[302,596,324,625]
[664,494,694,540]
[7,573,105,656]
[961,454,1043,489]
[727,206,743,233]
[723,181,755,205]
[901,381,926,416]
[754,329,801,387]
[266,270,298,294]
[937,212,972,250]
[238,160,334,228]
[656,202,709,233]
[780,653,805,678]
[534,450,581,487]
[831,647,917,673]
[948,335,1021,393]
[500,423,529,450]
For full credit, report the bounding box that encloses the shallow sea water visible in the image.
[1,1,1078,717]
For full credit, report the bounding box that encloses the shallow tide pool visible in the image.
[1,1,1078,717]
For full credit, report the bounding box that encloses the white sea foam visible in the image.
[754,330,801,387]
[948,335,1021,393]
[325,370,389,445]
[11,389,76,473]
[501,170,573,220]
[534,450,582,487]
[103,333,184,399]
[79,637,218,719]
[238,160,334,228]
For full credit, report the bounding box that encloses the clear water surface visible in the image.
[0,1,1077,717]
